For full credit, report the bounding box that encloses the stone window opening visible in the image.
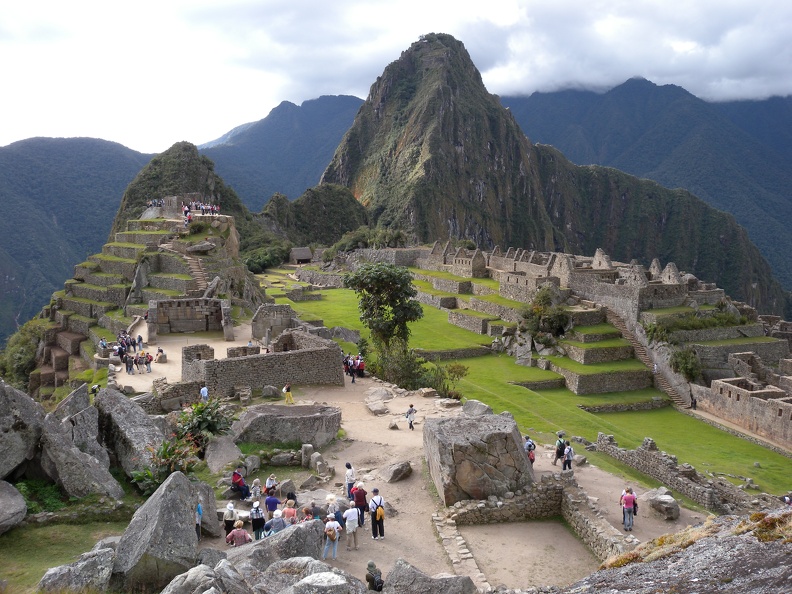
[779,409,784,417]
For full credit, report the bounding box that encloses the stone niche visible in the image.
[423,412,534,506]
[231,404,342,449]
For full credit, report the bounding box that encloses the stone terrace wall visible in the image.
[562,343,635,365]
[565,273,643,322]
[415,346,491,361]
[595,434,782,514]
[701,379,792,449]
[448,311,493,334]
[293,269,344,287]
[551,366,651,395]
[354,247,428,267]
[694,339,789,369]
[637,283,689,311]
[415,291,458,309]
[668,323,766,344]
[467,298,522,323]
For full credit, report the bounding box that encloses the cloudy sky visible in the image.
[3,0,791,154]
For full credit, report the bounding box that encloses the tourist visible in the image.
[322,514,343,561]
[562,440,574,471]
[264,489,281,519]
[251,478,262,500]
[691,396,698,410]
[195,500,202,541]
[621,487,637,531]
[405,404,417,430]
[223,502,238,536]
[283,499,298,524]
[620,486,639,524]
[200,385,209,404]
[343,504,360,550]
[283,382,294,405]
[524,435,536,465]
[250,501,266,540]
[553,432,566,466]
[369,488,385,540]
[300,507,314,522]
[365,561,385,591]
[326,493,345,529]
[154,347,165,363]
[345,462,357,500]
[353,482,368,527]
[226,520,252,547]
[144,351,152,373]
[231,466,252,501]
[137,334,144,351]
[266,473,279,492]
[264,509,288,536]
[310,500,323,520]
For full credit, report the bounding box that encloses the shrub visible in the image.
[131,437,197,496]
[369,338,427,390]
[669,347,702,382]
[519,287,569,338]
[14,479,66,514]
[176,399,232,456]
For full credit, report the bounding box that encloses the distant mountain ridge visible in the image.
[500,79,792,288]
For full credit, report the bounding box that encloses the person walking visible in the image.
[369,488,385,540]
[225,520,252,547]
[353,482,368,527]
[562,440,574,471]
[553,432,566,466]
[250,501,266,540]
[283,382,294,405]
[264,509,288,536]
[523,435,536,465]
[322,514,343,561]
[200,385,209,404]
[195,501,203,541]
[366,561,385,591]
[345,462,357,500]
[621,487,637,531]
[223,502,238,536]
[405,404,417,430]
[264,489,281,519]
[343,505,360,550]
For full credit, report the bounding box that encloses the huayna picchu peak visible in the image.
[322,33,788,316]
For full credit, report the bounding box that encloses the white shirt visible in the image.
[345,467,356,483]
[342,507,360,527]
[369,495,384,512]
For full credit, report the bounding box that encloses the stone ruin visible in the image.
[232,404,342,449]
[423,408,533,505]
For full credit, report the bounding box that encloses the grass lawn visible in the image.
[546,356,648,375]
[572,323,621,335]
[560,338,632,349]
[0,522,128,592]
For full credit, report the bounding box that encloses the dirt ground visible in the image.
[117,323,707,589]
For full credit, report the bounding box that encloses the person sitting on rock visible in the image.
[231,466,252,501]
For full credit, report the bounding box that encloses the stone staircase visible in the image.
[604,307,690,408]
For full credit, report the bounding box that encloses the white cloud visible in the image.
[1,0,791,153]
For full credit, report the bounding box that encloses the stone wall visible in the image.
[433,278,473,294]
[700,378,792,449]
[550,366,651,395]
[251,303,298,343]
[595,434,781,514]
[467,298,522,323]
[562,343,635,365]
[293,269,345,288]
[353,247,429,267]
[150,298,227,335]
[693,339,789,369]
[448,311,493,334]
[415,291,458,309]
[668,323,766,344]
[415,346,492,361]
[637,283,689,311]
[181,331,344,398]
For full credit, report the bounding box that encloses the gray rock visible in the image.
[271,452,295,466]
[187,240,217,254]
[280,479,297,496]
[60,405,111,468]
[301,444,314,468]
[244,455,261,474]
[205,435,243,474]
[285,571,368,594]
[194,479,222,538]
[310,452,325,471]
[423,414,533,506]
[38,547,115,592]
[365,387,394,402]
[383,558,476,593]
[94,388,165,477]
[39,415,125,499]
[572,454,588,466]
[261,385,280,398]
[366,400,390,416]
[379,461,413,483]
[161,559,253,594]
[197,547,227,568]
[0,381,45,480]
[0,480,26,536]
[92,535,122,551]
[462,399,492,416]
[253,557,347,594]
[388,420,399,430]
[650,494,681,520]
[232,404,341,448]
[300,475,320,490]
[51,383,90,421]
[436,398,462,409]
[111,471,198,591]
[227,520,324,582]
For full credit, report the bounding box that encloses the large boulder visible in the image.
[95,388,165,477]
[60,405,111,468]
[0,480,26,535]
[111,471,198,591]
[161,559,253,594]
[205,435,243,474]
[232,404,341,448]
[647,487,681,520]
[39,415,125,499]
[51,383,91,422]
[284,571,368,594]
[423,412,533,505]
[194,479,223,538]
[253,557,366,594]
[37,547,115,592]
[379,461,413,483]
[227,520,324,584]
[366,400,390,416]
[383,558,476,594]
[462,399,492,416]
[0,380,45,480]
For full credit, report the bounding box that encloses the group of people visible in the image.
[182,200,220,217]
[146,198,165,208]
[553,433,574,470]
[343,354,365,382]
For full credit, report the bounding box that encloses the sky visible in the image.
[2,0,791,154]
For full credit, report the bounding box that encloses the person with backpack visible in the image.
[369,488,385,540]
[553,433,566,466]
[322,514,343,561]
[562,440,574,471]
[144,351,153,373]
[366,560,385,591]
[264,509,288,536]
[523,435,536,465]
[250,501,266,540]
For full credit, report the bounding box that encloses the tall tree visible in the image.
[343,263,423,347]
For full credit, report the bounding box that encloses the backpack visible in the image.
[372,496,384,520]
[370,573,384,591]
[325,526,337,541]
[528,450,536,463]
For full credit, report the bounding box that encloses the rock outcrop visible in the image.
[37,548,115,592]
[383,558,476,593]
[0,480,26,535]
[423,412,533,505]
[205,434,243,474]
[232,404,341,449]
[0,380,45,479]
[111,471,198,591]
[379,461,413,483]
[160,559,254,594]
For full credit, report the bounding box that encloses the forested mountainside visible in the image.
[321,33,789,316]
[201,96,363,210]
[500,79,792,289]
[0,138,151,344]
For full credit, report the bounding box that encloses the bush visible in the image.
[176,399,232,456]
[669,347,702,382]
[369,338,427,390]
[131,437,197,496]
[15,479,66,514]
[519,288,569,338]
[0,319,46,389]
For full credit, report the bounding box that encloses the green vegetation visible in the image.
[0,318,51,389]
[130,437,197,496]
[669,347,702,382]
[520,286,570,337]
[177,399,232,456]
[15,479,67,514]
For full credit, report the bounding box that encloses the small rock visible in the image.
[388,420,399,430]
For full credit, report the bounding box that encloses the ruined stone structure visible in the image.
[147,298,234,343]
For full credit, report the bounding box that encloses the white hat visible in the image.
[253,501,260,508]
[327,514,335,520]
[226,502,234,510]
[273,510,283,518]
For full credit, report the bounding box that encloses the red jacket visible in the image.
[353,488,368,506]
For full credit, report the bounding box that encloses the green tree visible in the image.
[343,263,423,347]
[669,347,702,383]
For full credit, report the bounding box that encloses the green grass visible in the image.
[0,522,128,592]
[572,323,621,335]
[453,309,498,320]
[560,338,632,349]
[546,355,648,375]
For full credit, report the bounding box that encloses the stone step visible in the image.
[50,346,70,371]
[56,331,86,356]
[102,242,146,260]
[148,273,195,293]
[88,254,138,280]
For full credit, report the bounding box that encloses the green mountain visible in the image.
[500,80,792,289]
[201,96,363,210]
[0,138,151,345]
[321,33,789,315]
